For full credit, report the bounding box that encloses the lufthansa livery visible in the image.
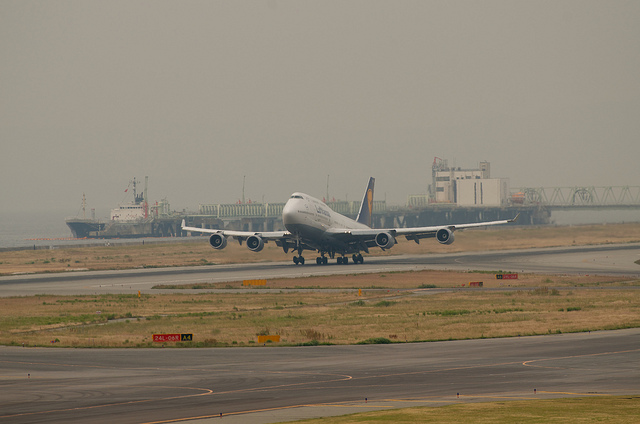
[181,178,518,265]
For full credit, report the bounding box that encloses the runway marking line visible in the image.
[455,395,538,400]
[139,395,541,424]
[139,400,398,424]
[3,347,637,422]
[537,391,609,396]
[309,403,393,409]
[522,348,640,368]
[0,360,354,421]
[0,359,351,380]
[0,386,213,420]
[383,398,473,403]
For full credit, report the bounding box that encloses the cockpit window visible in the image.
[290,195,303,199]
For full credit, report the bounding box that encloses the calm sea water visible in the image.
[0,210,72,249]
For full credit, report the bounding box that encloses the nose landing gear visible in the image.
[292,237,306,265]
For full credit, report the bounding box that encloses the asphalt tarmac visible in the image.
[1,329,638,424]
[1,243,639,297]
[0,244,639,423]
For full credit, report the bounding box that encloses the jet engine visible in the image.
[209,234,227,249]
[375,232,396,249]
[436,228,455,245]
[246,235,265,252]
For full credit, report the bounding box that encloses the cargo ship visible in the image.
[66,177,181,238]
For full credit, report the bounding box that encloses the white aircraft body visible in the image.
[181,178,518,265]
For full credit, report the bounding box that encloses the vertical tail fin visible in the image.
[356,177,375,227]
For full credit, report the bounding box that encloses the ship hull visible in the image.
[65,219,106,238]
[66,218,182,238]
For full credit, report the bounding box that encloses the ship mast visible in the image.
[131,177,138,203]
[144,176,149,218]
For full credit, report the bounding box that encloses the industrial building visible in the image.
[430,158,509,207]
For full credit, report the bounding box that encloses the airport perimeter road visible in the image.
[0,329,638,424]
[0,244,639,297]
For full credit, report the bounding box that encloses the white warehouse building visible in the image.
[432,159,509,206]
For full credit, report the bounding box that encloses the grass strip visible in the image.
[287,395,640,423]
[2,287,639,348]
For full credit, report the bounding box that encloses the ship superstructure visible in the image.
[110,177,149,221]
[66,177,180,238]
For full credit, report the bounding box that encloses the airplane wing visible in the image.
[182,220,322,254]
[181,220,290,240]
[393,215,519,242]
[326,214,520,248]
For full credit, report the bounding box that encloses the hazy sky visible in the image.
[2,1,639,217]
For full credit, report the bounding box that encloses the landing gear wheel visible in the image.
[353,253,364,264]
[338,256,348,265]
[293,256,305,265]
[316,256,329,265]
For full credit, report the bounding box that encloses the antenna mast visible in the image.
[144,176,149,218]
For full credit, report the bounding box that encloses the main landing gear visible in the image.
[336,254,364,265]
[294,253,364,265]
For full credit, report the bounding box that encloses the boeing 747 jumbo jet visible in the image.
[181,178,518,265]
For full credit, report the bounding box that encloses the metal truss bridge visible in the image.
[512,186,640,209]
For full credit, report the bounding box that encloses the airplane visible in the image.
[181,177,519,265]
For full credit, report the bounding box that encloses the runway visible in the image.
[1,243,639,297]
[1,329,638,424]
[0,244,638,423]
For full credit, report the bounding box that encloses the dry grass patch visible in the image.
[292,396,640,424]
[2,286,639,348]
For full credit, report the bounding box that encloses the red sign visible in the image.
[153,334,193,342]
[496,273,518,280]
[153,334,181,342]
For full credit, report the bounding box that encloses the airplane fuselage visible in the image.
[282,193,369,243]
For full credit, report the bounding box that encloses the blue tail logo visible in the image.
[356,177,375,227]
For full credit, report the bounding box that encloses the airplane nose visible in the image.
[282,200,296,226]
[283,195,307,232]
